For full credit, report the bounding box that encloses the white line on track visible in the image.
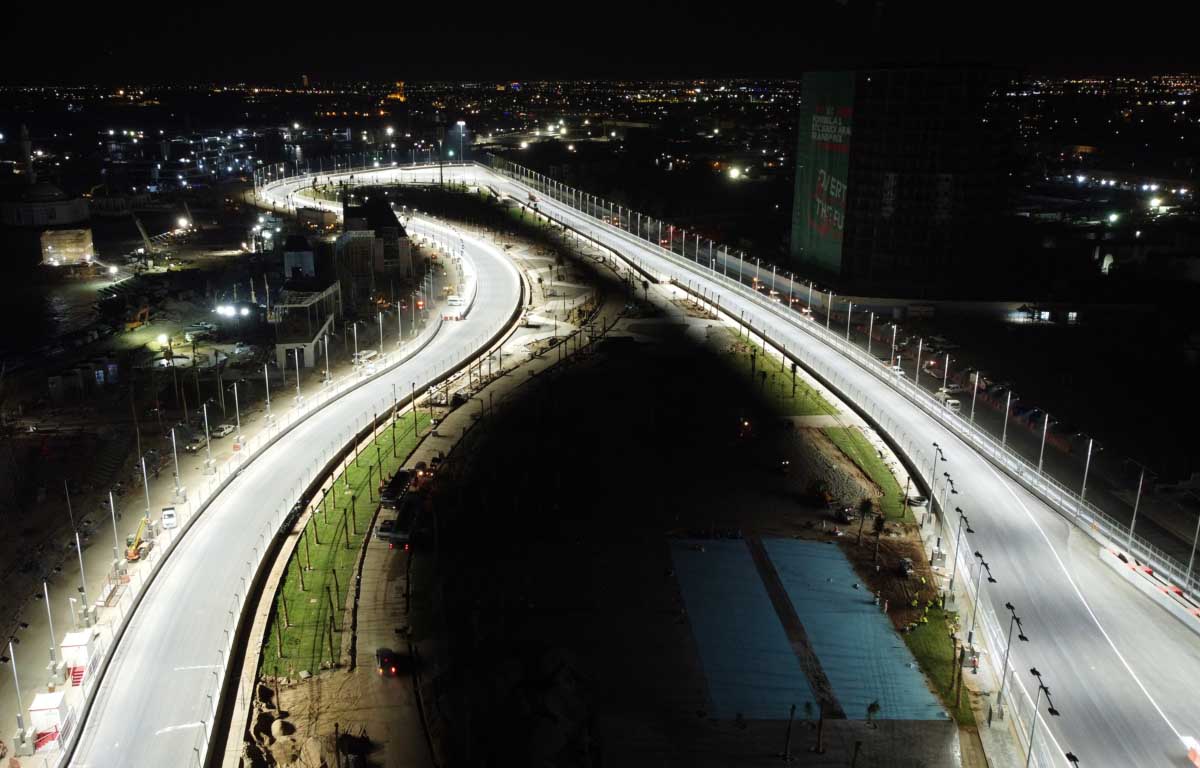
[154,722,204,736]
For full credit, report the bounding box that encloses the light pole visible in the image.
[1080,437,1099,503]
[948,508,973,592]
[1002,391,1015,446]
[1024,668,1060,768]
[1127,467,1146,551]
[826,291,834,329]
[263,363,273,422]
[1037,412,1051,474]
[378,310,384,355]
[890,325,898,367]
[7,639,27,737]
[232,382,242,442]
[928,443,946,524]
[294,349,301,403]
[140,456,151,520]
[202,403,214,471]
[44,580,57,667]
[846,302,853,341]
[942,353,951,393]
[966,552,994,645]
[995,602,1028,718]
[970,371,980,423]
[352,321,360,365]
[170,427,181,496]
[75,530,91,625]
[456,120,465,162]
[325,334,331,382]
[867,312,874,357]
[108,491,121,563]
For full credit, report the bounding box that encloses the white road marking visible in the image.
[154,721,204,736]
[984,458,1183,741]
[172,664,222,671]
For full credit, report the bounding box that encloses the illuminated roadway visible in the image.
[69,200,522,767]
[296,162,1196,767]
[71,162,1197,767]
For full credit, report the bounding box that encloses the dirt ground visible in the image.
[413,303,952,766]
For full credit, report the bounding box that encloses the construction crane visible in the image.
[125,518,149,561]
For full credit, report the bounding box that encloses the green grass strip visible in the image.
[902,605,978,726]
[726,337,838,417]
[821,427,910,522]
[259,412,431,677]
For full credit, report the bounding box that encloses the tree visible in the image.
[866,700,881,728]
[857,499,873,545]
[873,513,886,564]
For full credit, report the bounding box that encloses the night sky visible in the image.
[3,1,1198,84]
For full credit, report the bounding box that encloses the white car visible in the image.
[160,506,178,530]
[211,424,236,439]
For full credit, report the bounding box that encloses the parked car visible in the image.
[211,424,236,439]
[160,506,178,530]
[184,436,205,453]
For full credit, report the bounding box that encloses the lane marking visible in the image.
[172,664,222,671]
[154,721,204,736]
[983,452,1183,743]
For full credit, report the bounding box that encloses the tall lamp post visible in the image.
[457,120,466,162]
[966,552,995,645]
[995,602,1028,718]
[202,402,214,473]
[1024,668,1061,768]
[948,508,973,592]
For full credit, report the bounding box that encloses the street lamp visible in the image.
[995,602,1028,718]
[948,507,973,592]
[1037,412,1051,474]
[457,120,466,162]
[202,402,214,473]
[1080,437,1100,503]
[1002,391,1017,446]
[263,362,273,423]
[231,382,243,442]
[1024,668,1061,768]
[966,552,994,645]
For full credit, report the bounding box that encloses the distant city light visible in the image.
[108,265,118,275]
[729,167,741,179]
[177,217,190,228]
[1107,213,1119,223]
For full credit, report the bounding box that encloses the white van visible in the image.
[160,506,178,530]
[944,398,962,412]
[447,294,464,307]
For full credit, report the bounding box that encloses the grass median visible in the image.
[822,426,912,522]
[259,411,431,678]
[903,605,977,726]
[725,335,838,417]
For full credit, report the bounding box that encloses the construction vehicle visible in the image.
[125,518,149,561]
[124,301,151,331]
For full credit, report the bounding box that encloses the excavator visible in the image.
[125,518,150,562]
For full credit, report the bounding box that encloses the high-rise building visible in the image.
[790,68,1016,294]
